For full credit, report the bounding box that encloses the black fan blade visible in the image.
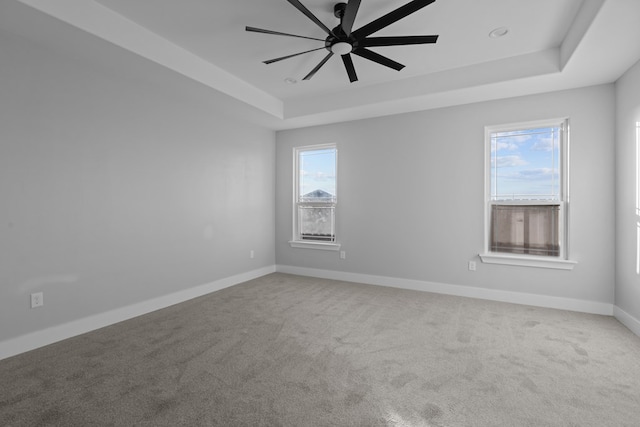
[359,35,438,47]
[263,47,326,64]
[287,0,336,37]
[342,0,361,36]
[351,0,436,39]
[352,48,405,71]
[342,54,358,82]
[303,52,334,80]
[246,26,325,42]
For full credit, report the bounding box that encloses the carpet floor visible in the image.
[1,273,640,426]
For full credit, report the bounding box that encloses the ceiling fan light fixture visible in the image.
[331,41,353,55]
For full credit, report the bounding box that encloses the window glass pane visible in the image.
[298,206,335,242]
[490,205,559,256]
[490,127,561,201]
[295,146,337,243]
[299,148,336,203]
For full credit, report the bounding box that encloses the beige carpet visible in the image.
[1,273,639,426]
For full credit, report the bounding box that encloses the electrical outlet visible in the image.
[468,261,477,271]
[30,292,44,308]
[340,251,346,260]
[250,250,255,259]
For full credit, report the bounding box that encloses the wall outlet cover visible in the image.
[30,292,44,308]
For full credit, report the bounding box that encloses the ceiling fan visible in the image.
[246,0,439,83]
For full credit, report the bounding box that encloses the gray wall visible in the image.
[0,13,275,343]
[615,59,640,320]
[276,85,616,304]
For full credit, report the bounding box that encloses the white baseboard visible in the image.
[614,306,640,337]
[276,265,614,316]
[4,265,631,362]
[0,266,276,361]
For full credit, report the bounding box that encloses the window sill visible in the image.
[479,253,577,270]
[289,241,341,251]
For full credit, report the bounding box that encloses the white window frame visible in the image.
[479,118,577,270]
[289,143,340,251]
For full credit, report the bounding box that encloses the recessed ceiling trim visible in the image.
[284,48,561,120]
[15,0,284,119]
[559,0,605,70]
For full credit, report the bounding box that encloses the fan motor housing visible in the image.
[325,30,354,54]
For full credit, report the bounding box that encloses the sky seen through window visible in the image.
[299,148,336,198]
[491,126,561,200]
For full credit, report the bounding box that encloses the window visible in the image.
[290,144,339,250]
[480,119,576,269]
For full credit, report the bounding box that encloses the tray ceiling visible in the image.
[9,0,640,129]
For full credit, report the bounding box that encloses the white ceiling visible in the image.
[10,0,640,129]
[92,0,583,99]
